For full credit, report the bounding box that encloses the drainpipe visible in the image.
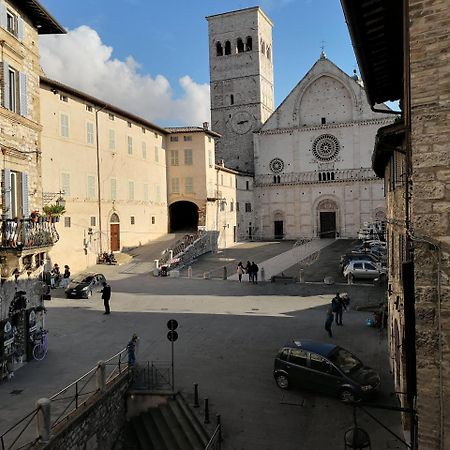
[95,105,107,254]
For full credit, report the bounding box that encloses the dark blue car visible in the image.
[273,340,380,402]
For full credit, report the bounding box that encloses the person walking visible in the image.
[325,307,334,337]
[100,281,111,315]
[61,265,70,288]
[245,261,252,282]
[237,262,244,282]
[251,261,259,284]
[127,334,139,366]
[331,292,346,326]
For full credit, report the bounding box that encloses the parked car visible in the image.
[340,253,380,272]
[343,260,386,280]
[273,340,380,402]
[65,273,107,299]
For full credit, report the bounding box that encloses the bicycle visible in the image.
[32,329,48,361]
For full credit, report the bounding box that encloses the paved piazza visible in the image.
[0,255,403,449]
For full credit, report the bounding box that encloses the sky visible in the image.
[38,0,359,127]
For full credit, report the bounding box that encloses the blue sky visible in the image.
[39,0,358,126]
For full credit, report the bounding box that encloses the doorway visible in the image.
[274,221,284,239]
[110,224,120,251]
[169,201,198,232]
[319,212,336,238]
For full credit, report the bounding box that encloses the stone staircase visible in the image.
[127,393,210,450]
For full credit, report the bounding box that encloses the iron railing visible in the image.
[205,423,222,450]
[159,231,206,266]
[0,218,59,251]
[130,361,172,391]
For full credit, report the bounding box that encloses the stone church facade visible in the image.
[207,7,393,240]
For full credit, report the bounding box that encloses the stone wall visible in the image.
[409,0,450,448]
[42,372,130,450]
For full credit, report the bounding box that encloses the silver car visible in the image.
[343,260,386,280]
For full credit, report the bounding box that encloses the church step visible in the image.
[159,403,193,450]
[141,411,167,450]
[130,415,155,450]
[148,406,183,450]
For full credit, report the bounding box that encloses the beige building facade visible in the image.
[40,78,169,273]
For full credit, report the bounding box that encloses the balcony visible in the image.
[0,218,60,256]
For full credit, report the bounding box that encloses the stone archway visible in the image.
[169,201,199,232]
[317,199,338,238]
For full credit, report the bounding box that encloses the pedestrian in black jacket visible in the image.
[101,282,111,315]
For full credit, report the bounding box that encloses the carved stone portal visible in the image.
[317,199,338,211]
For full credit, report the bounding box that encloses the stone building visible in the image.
[341,0,450,448]
[207,7,274,173]
[0,0,64,380]
[40,77,169,273]
[253,54,393,239]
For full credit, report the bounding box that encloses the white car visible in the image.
[343,260,387,280]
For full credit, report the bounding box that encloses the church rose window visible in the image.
[269,158,284,173]
[312,134,340,162]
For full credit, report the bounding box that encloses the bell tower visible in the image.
[206,7,274,173]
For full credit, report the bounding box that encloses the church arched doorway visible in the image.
[317,199,338,238]
[110,213,120,251]
[169,201,199,232]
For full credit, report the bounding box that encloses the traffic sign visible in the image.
[167,319,178,331]
[167,330,178,342]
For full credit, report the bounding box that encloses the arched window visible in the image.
[246,36,253,51]
[266,45,271,60]
[277,176,281,184]
[261,40,265,55]
[327,172,331,181]
[331,172,335,181]
[216,42,223,56]
[225,41,231,55]
[230,94,234,105]
[110,213,120,223]
[318,173,322,181]
[273,176,277,184]
[237,38,244,53]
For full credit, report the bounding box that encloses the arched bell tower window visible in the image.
[266,45,271,60]
[216,42,223,56]
[237,38,244,53]
[246,36,252,51]
[224,41,231,55]
[261,40,266,55]
[230,94,234,105]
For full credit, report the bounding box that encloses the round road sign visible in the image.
[167,319,178,331]
[167,330,178,342]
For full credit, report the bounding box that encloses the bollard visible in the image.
[204,398,210,424]
[223,266,227,280]
[154,259,160,269]
[194,383,199,408]
[96,360,106,393]
[188,266,193,279]
[260,267,265,282]
[36,398,51,443]
[347,273,353,285]
[299,268,304,283]
[216,414,223,442]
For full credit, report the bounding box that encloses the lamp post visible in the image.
[95,104,107,255]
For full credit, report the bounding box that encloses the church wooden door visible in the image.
[319,212,336,238]
[110,224,120,251]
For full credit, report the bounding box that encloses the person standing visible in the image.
[61,265,70,288]
[101,282,111,315]
[325,307,334,337]
[251,262,259,284]
[245,261,252,282]
[127,334,139,366]
[237,262,244,282]
[331,292,346,326]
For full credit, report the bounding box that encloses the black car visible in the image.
[273,340,380,402]
[65,273,106,299]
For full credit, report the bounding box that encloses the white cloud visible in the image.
[39,26,210,126]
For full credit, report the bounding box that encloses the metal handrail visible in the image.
[204,424,221,450]
[0,408,39,450]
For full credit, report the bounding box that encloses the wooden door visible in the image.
[110,224,120,251]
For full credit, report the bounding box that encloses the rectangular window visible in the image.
[321,117,326,125]
[90,216,96,226]
[6,10,17,36]
[64,217,71,228]
[111,179,117,200]
[86,122,94,144]
[185,177,193,193]
[230,201,234,212]
[86,104,93,112]
[141,142,147,159]
[143,183,149,201]
[127,136,133,155]
[170,150,179,166]
[171,178,180,193]
[127,121,132,128]
[60,113,69,137]
[156,185,161,202]
[170,136,178,142]
[108,129,115,150]
[208,150,213,168]
[87,175,96,199]
[154,132,158,138]
[61,173,71,196]
[130,216,135,225]
[7,67,17,113]
[221,174,224,185]
[208,136,212,143]
[183,135,192,142]
[59,94,68,102]
[184,149,193,165]
[220,201,225,212]
[128,181,134,200]
[154,146,159,162]
[142,127,146,134]
[245,202,252,212]
[109,113,114,121]
[246,180,250,190]
[152,216,155,224]
[236,202,240,212]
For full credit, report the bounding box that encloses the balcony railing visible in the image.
[0,218,59,251]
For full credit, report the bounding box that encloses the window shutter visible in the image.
[0,3,6,29]
[21,172,29,218]
[2,168,11,219]
[2,61,10,110]
[19,72,27,117]
[17,17,24,41]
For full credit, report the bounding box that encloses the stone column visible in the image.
[36,398,51,443]
[96,361,106,393]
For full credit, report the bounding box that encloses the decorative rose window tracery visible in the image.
[269,158,284,173]
[312,134,340,162]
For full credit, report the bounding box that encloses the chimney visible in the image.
[220,159,225,167]
[203,122,209,130]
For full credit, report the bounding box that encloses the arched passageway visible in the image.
[169,201,199,232]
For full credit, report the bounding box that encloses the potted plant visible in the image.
[43,204,66,222]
